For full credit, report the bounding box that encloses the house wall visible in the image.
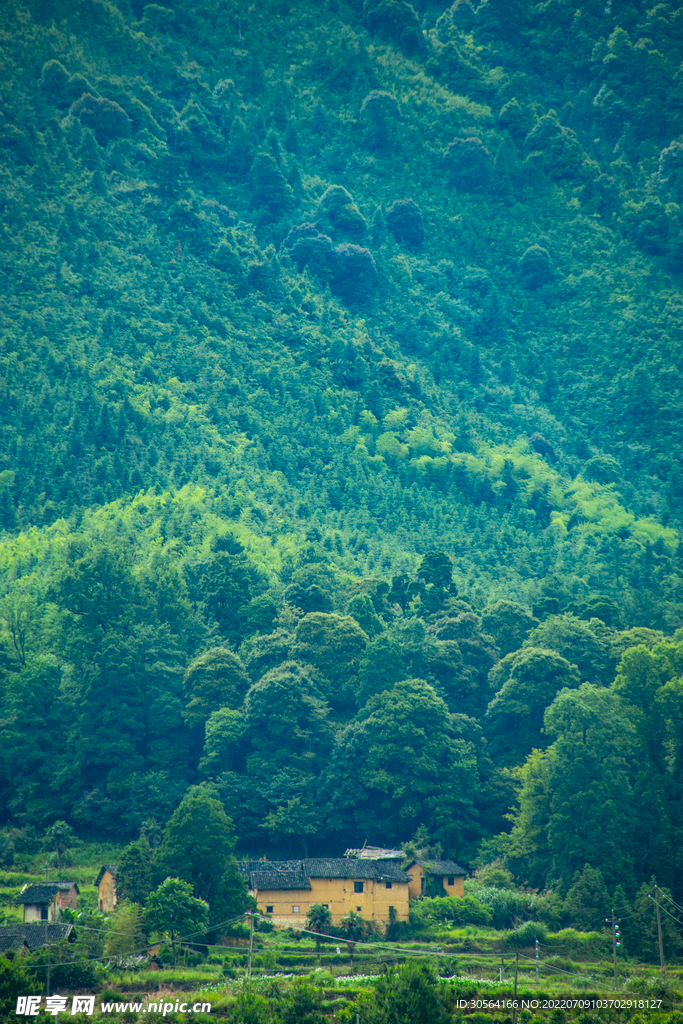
[57,887,78,911]
[254,878,410,929]
[98,872,117,912]
[23,901,57,923]
[443,875,464,898]
[406,865,465,899]
[407,864,425,900]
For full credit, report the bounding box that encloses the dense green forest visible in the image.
[2,0,683,960]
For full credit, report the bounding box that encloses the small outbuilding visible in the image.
[404,859,466,899]
[16,883,78,923]
[95,864,117,911]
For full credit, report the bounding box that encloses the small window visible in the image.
[448,876,455,886]
[266,906,274,914]
[356,906,362,911]
[385,881,392,889]
[354,881,364,893]
[40,906,48,921]
[420,877,425,892]
[292,905,300,914]
[322,904,329,909]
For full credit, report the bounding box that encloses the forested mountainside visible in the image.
[2,0,683,917]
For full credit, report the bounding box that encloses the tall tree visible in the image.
[156,791,249,927]
[507,684,639,890]
[145,878,209,964]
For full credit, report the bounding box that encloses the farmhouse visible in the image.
[239,857,410,929]
[15,883,79,923]
[404,858,466,899]
[95,864,117,911]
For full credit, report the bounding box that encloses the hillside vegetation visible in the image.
[2,0,683,968]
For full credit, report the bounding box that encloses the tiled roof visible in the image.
[239,860,301,877]
[250,870,311,891]
[16,883,77,905]
[372,860,412,882]
[242,857,411,890]
[408,859,466,876]
[0,924,73,951]
[15,884,60,905]
[304,858,410,880]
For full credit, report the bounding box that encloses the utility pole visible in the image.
[500,955,504,984]
[247,913,254,980]
[606,910,621,990]
[512,952,519,1024]
[654,887,666,977]
[535,939,539,986]
[45,921,51,998]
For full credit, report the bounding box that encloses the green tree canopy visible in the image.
[145,877,209,963]
[243,661,332,772]
[524,614,613,684]
[507,684,638,889]
[486,647,581,763]
[326,678,479,853]
[481,600,538,658]
[182,647,250,728]
[116,842,153,904]
[156,790,249,926]
[293,613,368,709]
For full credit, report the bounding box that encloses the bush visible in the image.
[331,244,378,306]
[70,94,132,145]
[411,896,493,927]
[518,245,555,289]
[0,956,42,1015]
[472,887,542,928]
[386,199,425,247]
[443,137,491,191]
[504,921,547,948]
[545,929,611,961]
[318,186,367,239]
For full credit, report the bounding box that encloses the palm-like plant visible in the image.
[306,903,332,955]
[340,910,367,962]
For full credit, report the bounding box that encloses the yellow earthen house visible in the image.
[404,859,466,899]
[95,864,117,912]
[240,858,410,930]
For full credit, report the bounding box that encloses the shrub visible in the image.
[386,199,425,247]
[504,921,547,948]
[518,245,555,289]
[443,137,491,191]
[411,895,493,927]
[318,185,367,239]
[70,94,132,145]
[330,244,378,306]
[472,887,542,928]
[364,0,427,56]
[360,91,401,150]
